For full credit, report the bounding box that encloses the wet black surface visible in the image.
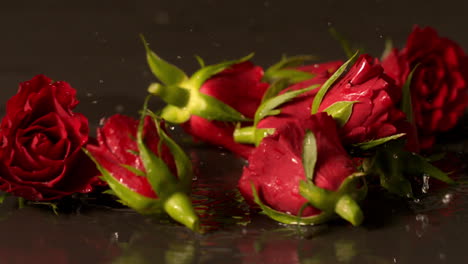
[1,0,468,263]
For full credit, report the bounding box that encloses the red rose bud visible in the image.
[238,113,366,226]
[142,39,269,158]
[181,61,269,159]
[382,26,468,149]
[85,113,200,231]
[235,55,416,151]
[0,75,99,201]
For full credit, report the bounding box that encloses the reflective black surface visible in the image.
[1,1,467,263]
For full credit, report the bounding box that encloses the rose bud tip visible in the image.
[163,192,200,232]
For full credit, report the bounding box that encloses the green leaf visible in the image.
[191,93,250,122]
[302,130,317,181]
[323,101,358,127]
[189,53,254,89]
[255,85,319,126]
[352,133,406,150]
[328,27,354,59]
[404,153,455,184]
[140,35,188,86]
[251,183,335,225]
[401,65,419,124]
[311,51,359,114]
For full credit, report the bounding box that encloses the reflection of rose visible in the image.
[382,26,468,149]
[0,75,99,201]
[182,62,269,159]
[0,209,119,264]
[239,113,357,217]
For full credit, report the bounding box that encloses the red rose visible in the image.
[182,61,269,158]
[0,75,98,201]
[382,26,468,149]
[239,113,364,224]
[86,114,199,230]
[86,114,175,199]
[263,55,413,148]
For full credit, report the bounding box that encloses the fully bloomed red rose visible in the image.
[86,114,175,199]
[382,26,468,149]
[181,61,269,159]
[238,113,359,218]
[0,75,98,201]
[263,55,415,149]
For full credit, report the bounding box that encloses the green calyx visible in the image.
[141,35,251,124]
[85,96,200,231]
[363,142,455,198]
[250,130,366,226]
[263,54,317,83]
[232,84,319,145]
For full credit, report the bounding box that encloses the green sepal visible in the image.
[27,201,59,215]
[264,69,315,84]
[147,110,194,191]
[261,78,291,102]
[83,148,164,214]
[299,172,367,226]
[311,51,359,114]
[120,164,146,177]
[381,38,393,61]
[302,130,317,181]
[233,126,275,146]
[147,83,190,108]
[403,152,455,184]
[264,55,317,81]
[140,35,188,86]
[160,105,191,124]
[251,183,335,225]
[323,101,358,127]
[401,65,419,124]
[191,93,250,122]
[328,27,354,59]
[255,84,319,126]
[137,98,199,231]
[352,133,406,151]
[194,55,205,68]
[188,53,254,89]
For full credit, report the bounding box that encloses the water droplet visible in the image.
[392,154,399,159]
[413,198,420,203]
[86,92,93,97]
[439,253,446,260]
[422,174,430,193]
[327,21,333,27]
[393,257,397,263]
[91,100,98,104]
[114,104,125,113]
[212,42,221,47]
[110,232,119,243]
[291,158,299,164]
[176,55,182,59]
[99,118,106,126]
[99,79,104,84]
[442,193,453,204]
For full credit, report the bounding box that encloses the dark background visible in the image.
[0,1,467,263]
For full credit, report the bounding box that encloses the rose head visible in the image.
[0,75,98,201]
[254,55,412,149]
[86,113,200,231]
[86,114,175,199]
[239,113,365,225]
[182,61,269,158]
[382,26,468,149]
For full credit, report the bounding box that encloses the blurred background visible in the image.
[0,1,467,263]
[1,0,467,121]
